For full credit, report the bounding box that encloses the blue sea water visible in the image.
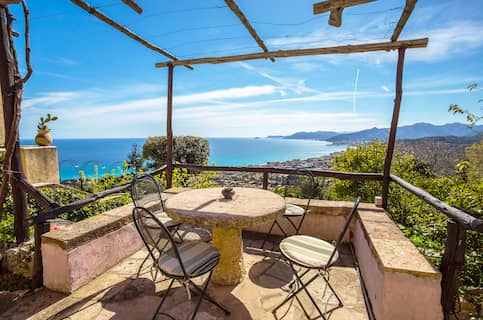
[20,138,347,181]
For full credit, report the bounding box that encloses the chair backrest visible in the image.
[283,168,316,210]
[326,196,361,267]
[132,206,188,277]
[131,174,165,212]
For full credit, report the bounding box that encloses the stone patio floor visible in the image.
[1,234,369,320]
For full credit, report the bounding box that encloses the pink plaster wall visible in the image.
[353,218,443,319]
[42,222,143,293]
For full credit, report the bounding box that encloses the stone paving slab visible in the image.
[1,236,369,320]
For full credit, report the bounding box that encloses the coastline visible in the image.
[213,153,337,187]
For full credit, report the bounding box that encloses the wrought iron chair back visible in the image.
[131,174,165,212]
[132,206,188,278]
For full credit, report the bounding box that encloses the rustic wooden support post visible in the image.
[32,221,50,288]
[382,47,406,209]
[0,6,29,242]
[262,172,268,189]
[440,220,466,319]
[166,64,174,189]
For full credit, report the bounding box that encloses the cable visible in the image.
[126,5,228,27]
[28,1,123,21]
[167,35,250,50]
[147,23,241,39]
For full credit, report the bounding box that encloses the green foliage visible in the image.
[448,83,482,128]
[142,136,210,169]
[37,113,58,131]
[126,143,144,172]
[326,141,482,292]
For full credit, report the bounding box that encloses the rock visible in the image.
[2,241,34,279]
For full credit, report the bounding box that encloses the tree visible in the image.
[142,136,210,169]
[448,83,482,128]
[126,143,143,172]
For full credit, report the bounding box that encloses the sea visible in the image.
[20,138,347,181]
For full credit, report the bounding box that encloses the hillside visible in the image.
[328,122,483,144]
[396,135,482,176]
[273,123,483,144]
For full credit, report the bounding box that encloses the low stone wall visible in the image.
[353,207,443,320]
[41,204,142,293]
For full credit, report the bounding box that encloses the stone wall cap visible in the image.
[358,208,442,280]
[42,204,134,250]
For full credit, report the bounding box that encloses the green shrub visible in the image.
[142,136,210,169]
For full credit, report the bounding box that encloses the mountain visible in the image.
[284,131,339,140]
[276,123,483,144]
[328,122,483,144]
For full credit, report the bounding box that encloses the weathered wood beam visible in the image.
[121,0,142,14]
[390,174,483,232]
[224,0,274,62]
[16,177,59,210]
[69,0,193,70]
[166,65,174,189]
[174,163,384,181]
[382,47,405,209]
[155,38,428,67]
[0,0,21,4]
[313,0,376,14]
[391,0,417,42]
[440,220,466,319]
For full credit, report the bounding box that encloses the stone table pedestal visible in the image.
[165,187,285,285]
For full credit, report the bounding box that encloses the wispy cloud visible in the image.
[381,85,390,92]
[22,91,80,108]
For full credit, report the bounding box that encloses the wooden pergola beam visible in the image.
[313,0,376,14]
[155,38,428,68]
[224,0,274,62]
[70,0,193,70]
[0,0,21,4]
[391,0,418,42]
[121,0,142,14]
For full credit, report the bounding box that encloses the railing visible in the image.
[19,162,482,319]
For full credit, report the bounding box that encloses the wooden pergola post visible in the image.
[382,47,406,209]
[0,6,29,242]
[166,64,174,189]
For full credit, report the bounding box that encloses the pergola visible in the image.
[0,1,481,319]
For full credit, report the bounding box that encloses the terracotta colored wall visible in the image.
[42,222,143,293]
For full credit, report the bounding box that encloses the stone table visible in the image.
[164,187,285,285]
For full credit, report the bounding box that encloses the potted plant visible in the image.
[35,113,58,146]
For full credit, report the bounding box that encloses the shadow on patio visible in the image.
[1,233,368,320]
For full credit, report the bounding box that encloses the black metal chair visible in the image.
[260,169,316,250]
[272,196,361,319]
[131,174,183,277]
[132,206,230,320]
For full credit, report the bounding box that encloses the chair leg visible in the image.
[136,252,151,278]
[261,220,288,250]
[260,220,277,249]
[189,271,230,319]
[273,263,336,320]
[152,278,175,320]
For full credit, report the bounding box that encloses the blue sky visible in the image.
[10,0,483,138]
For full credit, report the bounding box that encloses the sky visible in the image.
[9,0,483,138]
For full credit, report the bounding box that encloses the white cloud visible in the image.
[238,62,319,94]
[381,85,390,92]
[22,91,80,108]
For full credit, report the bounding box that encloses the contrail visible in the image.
[352,68,360,113]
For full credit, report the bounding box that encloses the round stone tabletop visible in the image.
[165,187,286,228]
